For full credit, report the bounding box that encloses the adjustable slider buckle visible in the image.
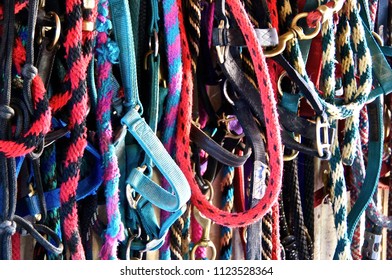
[215,20,229,64]
[315,116,331,159]
[26,184,42,222]
[126,184,141,210]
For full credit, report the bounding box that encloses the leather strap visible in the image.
[190,123,251,167]
[218,46,333,159]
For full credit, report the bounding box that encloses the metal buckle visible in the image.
[316,116,331,159]
[126,184,141,210]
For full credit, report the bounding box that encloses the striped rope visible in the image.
[170,218,184,260]
[183,0,201,74]
[320,5,352,260]
[159,0,183,259]
[262,211,273,260]
[95,0,124,260]
[340,0,372,166]
[59,0,97,260]
[161,0,183,149]
[181,203,192,259]
[169,0,195,260]
[219,165,234,260]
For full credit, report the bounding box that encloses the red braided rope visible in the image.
[176,0,206,258]
[189,0,283,227]
[271,202,281,259]
[59,0,97,260]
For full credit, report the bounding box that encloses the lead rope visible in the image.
[265,0,282,260]
[160,0,183,260]
[179,0,202,261]
[276,0,312,260]
[95,0,125,260]
[219,165,235,260]
[191,0,283,229]
[173,0,195,260]
[59,0,97,260]
[318,0,352,260]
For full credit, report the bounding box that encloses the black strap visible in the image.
[218,46,333,159]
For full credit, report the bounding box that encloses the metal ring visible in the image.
[46,12,61,51]
[190,241,217,260]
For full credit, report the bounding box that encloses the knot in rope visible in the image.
[96,40,119,65]
[21,64,38,80]
[0,220,17,236]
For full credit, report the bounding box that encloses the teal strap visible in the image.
[109,0,143,112]
[381,45,392,57]
[363,21,392,101]
[345,8,386,242]
[142,53,160,170]
[358,0,372,30]
[346,96,383,241]
[149,0,159,34]
[130,198,185,251]
[122,108,190,212]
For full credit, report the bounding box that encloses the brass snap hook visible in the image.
[190,182,217,260]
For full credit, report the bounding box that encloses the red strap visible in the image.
[189,0,283,227]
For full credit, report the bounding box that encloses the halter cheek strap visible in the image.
[109,0,190,251]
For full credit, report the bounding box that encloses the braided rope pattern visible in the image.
[220,165,234,260]
[183,0,201,74]
[160,0,184,259]
[271,203,281,259]
[161,0,183,150]
[190,0,283,228]
[170,218,184,260]
[95,0,124,260]
[339,0,372,165]
[262,211,273,260]
[175,0,196,259]
[59,0,97,260]
[320,10,352,260]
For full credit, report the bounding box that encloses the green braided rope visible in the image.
[320,11,352,260]
[340,0,373,165]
